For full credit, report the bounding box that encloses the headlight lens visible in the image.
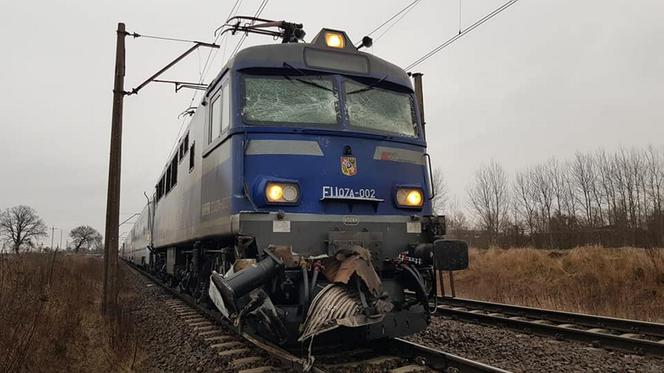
[266,182,300,204]
[396,188,424,208]
[324,32,345,48]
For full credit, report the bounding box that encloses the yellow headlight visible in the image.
[396,188,424,208]
[266,182,300,203]
[324,32,345,48]
[266,184,284,202]
[407,190,422,206]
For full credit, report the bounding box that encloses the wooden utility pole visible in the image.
[102,22,127,316]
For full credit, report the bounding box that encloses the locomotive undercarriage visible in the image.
[146,213,464,346]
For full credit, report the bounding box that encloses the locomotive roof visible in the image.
[208,31,413,92]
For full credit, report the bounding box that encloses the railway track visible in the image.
[436,297,664,357]
[126,262,508,372]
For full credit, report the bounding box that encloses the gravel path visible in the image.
[122,266,277,373]
[408,316,664,372]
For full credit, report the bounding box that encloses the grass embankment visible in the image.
[449,246,664,322]
[0,253,139,372]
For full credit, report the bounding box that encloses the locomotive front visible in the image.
[206,27,469,344]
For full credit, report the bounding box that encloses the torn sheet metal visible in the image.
[209,271,231,318]
[320,246,382,294]
[238,288,289,344]
[210,270,288,343]
[269,244,300,268]
[299,284,384,341]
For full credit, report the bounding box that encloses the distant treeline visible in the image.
[448,145,664,249]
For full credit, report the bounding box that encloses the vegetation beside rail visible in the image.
[449,246,664,322]
[0,253,140,372]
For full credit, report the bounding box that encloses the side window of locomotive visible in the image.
[221,83,231,132]
[189,142,195,171]
[241,75,338,125]
[166,166,172,192]
[171,155,178,187]
[209,96,222,144]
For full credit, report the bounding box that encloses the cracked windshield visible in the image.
[242,76,338,124]
[345,81,417,137]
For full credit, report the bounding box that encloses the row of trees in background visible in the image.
[449,146,664,248]
[0,205,102,253]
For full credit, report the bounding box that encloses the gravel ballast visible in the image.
[122,266,276,373]
[123,265,664,372]
[408,316,664,372]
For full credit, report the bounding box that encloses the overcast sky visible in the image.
[1,0,662,245]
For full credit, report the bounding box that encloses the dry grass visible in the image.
[447,246,664,322]
[0,252,140,372]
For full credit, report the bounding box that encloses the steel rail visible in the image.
[437,297,664,357]
[125,261,508,372]
[382,338,511,373]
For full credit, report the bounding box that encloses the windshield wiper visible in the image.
[281,62,334,92]
[345,75,388,95]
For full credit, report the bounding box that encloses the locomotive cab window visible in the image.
[241,75,338,125]
[344,80,418,138]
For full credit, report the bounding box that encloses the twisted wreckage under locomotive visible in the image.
[122,18,468,345]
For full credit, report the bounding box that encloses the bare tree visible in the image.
[69,226,103,253]
[446,198,469,232]
[431,168,449,215]
[467,160,509,240]
[513,169,537,235]
[571,152,596,226]
[0,206,48,253]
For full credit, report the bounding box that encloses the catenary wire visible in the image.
[133,33,209,44]
[366,0,422,37]
[404,0,520,71]
[374,0,422,42]
[230,0,269,59]
[168,0,244,156]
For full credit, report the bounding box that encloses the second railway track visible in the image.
[436,297,664,357]
[128,261,509,373]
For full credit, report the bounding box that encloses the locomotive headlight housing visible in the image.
[324,31,345,48]
[265,182,300,204]
[395,187,424,208]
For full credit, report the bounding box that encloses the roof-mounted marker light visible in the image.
[324,32,345,48]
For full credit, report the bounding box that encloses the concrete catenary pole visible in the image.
[102,22,126,316]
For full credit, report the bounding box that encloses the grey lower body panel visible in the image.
[232,212,425,259]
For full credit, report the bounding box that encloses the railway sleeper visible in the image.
[324,355,403,370]
[230,356,265,369]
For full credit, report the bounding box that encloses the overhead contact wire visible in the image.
[404,0,520,71]
[230,0,270,59]
[366,0,422,37]
[374,0,422,42]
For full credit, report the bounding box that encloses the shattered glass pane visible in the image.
[345,81,417,137]
[242,76,338,124]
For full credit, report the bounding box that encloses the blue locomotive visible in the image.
[123,19,468,346]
